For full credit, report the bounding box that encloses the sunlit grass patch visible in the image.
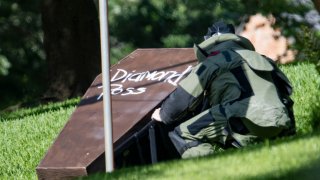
[0,98,79,179]
[280,62,320,134]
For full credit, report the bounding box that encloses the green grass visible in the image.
[0,62,319,179]
[280,62,320,134]
[0,98,79,180]
[82,133,320,180]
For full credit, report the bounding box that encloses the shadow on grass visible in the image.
[285,158,320,180]
[244,157,320,180]
[310,93,320,131]
[77,131,320,180]
[0,98,80,122]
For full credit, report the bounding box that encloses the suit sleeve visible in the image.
[159,62,218,124]
[159,85,197,124]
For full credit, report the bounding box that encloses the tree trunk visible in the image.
[313,0,320,13]
[41,0,101,101]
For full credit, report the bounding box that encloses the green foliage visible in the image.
[0,55,11,76]
[107,0,317,47]
[0,0,45,109]
[108,0,246,49]
[109,36,135,65]
[161,34,193,48]
[294,26,320,74]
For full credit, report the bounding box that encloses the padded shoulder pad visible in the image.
[234,49,274,71]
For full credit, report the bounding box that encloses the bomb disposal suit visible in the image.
[157,33,295,159]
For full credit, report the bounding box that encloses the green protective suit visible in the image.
[159,34,295,158]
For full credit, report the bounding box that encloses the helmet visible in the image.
[204,21,235,40]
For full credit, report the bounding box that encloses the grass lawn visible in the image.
[0,99,79,179]
[81,132,320,180]
[0,62,319,179]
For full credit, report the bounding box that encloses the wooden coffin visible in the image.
[36,48,197,179]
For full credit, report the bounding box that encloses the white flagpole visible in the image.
[98,0,114,172]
